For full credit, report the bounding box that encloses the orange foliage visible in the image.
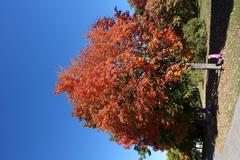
[56,10,192,150]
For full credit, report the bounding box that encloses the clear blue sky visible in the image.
[0,0,166,160]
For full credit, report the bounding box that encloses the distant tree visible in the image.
[56,10,196,151]
[128,0,198,27]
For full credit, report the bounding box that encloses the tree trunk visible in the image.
[186,63,222,70]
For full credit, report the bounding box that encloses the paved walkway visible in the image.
[214,96,240,160]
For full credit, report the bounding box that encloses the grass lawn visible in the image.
[198,0,211,106]
[199,0,240,150]
[199,0,211,32]
[216,0,240,149]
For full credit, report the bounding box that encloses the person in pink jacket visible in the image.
[208,52,222,60]
[208,52,224,66]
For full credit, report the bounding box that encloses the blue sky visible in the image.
[0,0,166,160]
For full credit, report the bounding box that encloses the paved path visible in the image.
[214,96,240,160]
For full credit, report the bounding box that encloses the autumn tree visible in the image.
[56,10,198,151]
[128,0,198,27]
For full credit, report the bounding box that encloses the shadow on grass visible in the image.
[204,68,221,160]
[204,0,234,159]
[209,0,234,53]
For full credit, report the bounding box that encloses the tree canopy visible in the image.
[56,10,197,151]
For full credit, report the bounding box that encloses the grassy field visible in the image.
[216,0,240,149]
[194,0,211,106]
[199,0,211,32]
[199,0,240,150]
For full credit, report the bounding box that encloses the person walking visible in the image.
[208,52,224,66]
[208,52,222,60]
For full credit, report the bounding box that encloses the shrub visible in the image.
[167,148,189,160]
[183,18,207,62]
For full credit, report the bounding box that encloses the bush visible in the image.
[167,123,204,160]
[167,146,203,160]
[167,148,189,160]
[183,18,207,62]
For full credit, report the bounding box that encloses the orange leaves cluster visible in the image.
[165,64,187,82]
[56,10,191,150]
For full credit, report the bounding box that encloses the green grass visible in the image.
[184,0,239,150]
[198,0,211,25]
[198,0,211,36]
[215,0,240,149]
[191,0,240,151]
[189,0,211,106]
[219,0,240,117]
